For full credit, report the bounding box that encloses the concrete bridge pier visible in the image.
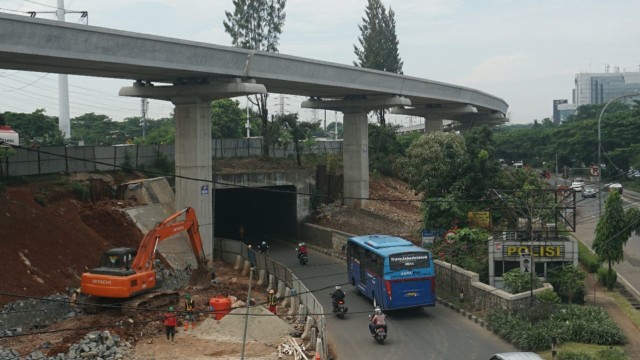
[301,96,410,208]
[119,80,266,261]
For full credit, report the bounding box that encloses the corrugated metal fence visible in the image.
[0,138,342,177]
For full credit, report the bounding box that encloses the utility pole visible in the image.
[56,0,70,140]
[141,98,149,138]
[240,267,255,360]
[32,1,88,141]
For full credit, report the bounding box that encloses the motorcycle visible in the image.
[331,297,348,319]
[373,325,387,344]
[369,314,387,345]
[298,251,308,265]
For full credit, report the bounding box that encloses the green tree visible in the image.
[368,123,403,176]
[353,0,403,125]
[547,265,585,304]
[211,99,245,138]
[224,0,287,156]
[395,132,467,227]
[3,110,63,146]
[503,268,541,294]
[593,190,631,273]
[273,113,319,166]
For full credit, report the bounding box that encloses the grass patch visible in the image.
[538,343,626,360]
[610,290,640,330]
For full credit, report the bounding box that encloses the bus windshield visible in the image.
[389,252,430,272]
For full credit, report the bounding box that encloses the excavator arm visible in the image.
[81,207,210,301]
[131,207,208,274]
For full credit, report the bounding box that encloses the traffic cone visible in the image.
[314,351,320,360]
[184,322,188,331]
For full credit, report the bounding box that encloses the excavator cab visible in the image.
[90,247,137,276]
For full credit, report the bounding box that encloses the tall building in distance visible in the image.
[552,99,577,125]
[553,66,640,124]
[573,67,640,106]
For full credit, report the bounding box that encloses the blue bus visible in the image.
[346,235,436,310]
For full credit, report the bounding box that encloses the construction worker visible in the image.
[164,306,177,343]
[184,293,196,330]
[267,289,278,315]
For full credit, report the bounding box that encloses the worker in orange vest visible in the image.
[163,306,177,343]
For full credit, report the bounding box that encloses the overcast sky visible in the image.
[1,0,639,126]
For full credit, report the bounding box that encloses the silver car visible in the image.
[490,353,543,360]
[582,185,597,198]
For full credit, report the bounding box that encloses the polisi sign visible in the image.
[505,245,564,258]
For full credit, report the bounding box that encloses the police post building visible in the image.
[488,223,578,289]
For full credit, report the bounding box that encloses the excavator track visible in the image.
[121,290,180,316]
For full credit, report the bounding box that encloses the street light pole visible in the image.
[597,92,640,216]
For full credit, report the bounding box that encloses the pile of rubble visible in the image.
[0,294,80,338]
[0,331,132,360]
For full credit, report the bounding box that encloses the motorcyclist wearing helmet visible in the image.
[330,285,346,312]
[296,242,308,259]
[369,306,387,336]
[258,241,269,255]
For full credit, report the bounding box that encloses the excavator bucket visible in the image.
[188,259,212,288]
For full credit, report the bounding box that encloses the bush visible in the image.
[578,241,600,273]
[536,289,561,304]
[557,347,626,360]
[557,351,593,360]
[597,268,618,290]
[71,182,90,202]
[487,304,625,351]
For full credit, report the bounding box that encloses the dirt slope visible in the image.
[0,174,143,306]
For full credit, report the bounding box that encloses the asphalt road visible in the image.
[265,240,517,360]
[573,186,640,297]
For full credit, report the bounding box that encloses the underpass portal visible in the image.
[214,185,298,244]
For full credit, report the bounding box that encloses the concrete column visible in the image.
[283,287,292,307]
[342,111,369,208]
[301,316,315,340]
[306,327,317,350]
[425,118,444,133]
[173,99,214,259]
[257,269,266,286]
[234,255,242,271]
[241,260,251,276]
[276,280,286,299]
[288,295,299,316]
[267,274,276,293]
[296,304,307,323]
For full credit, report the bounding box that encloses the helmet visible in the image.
[269,289,275,294]
[374,306,381,314]
[185,293,191,300]
[169,306,174,311]
[262,241,266,246]
[300,242,305,246]
[335,285,341,290]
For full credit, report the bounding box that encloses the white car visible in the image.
[570,181,584,192]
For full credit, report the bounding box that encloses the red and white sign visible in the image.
[444,230,456,244]
[0,125,19,146]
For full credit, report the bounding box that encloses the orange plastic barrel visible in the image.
[209,296,231,320]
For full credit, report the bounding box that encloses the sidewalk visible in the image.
[572,188,640,357]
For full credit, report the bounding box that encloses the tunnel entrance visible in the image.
[214,185,298,244]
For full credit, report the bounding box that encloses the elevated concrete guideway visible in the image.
[0,13,507,114]
[0,13,509,260]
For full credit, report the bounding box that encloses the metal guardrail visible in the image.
[215,238,327,359]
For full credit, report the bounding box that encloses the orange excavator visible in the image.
[81,207,211,314]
